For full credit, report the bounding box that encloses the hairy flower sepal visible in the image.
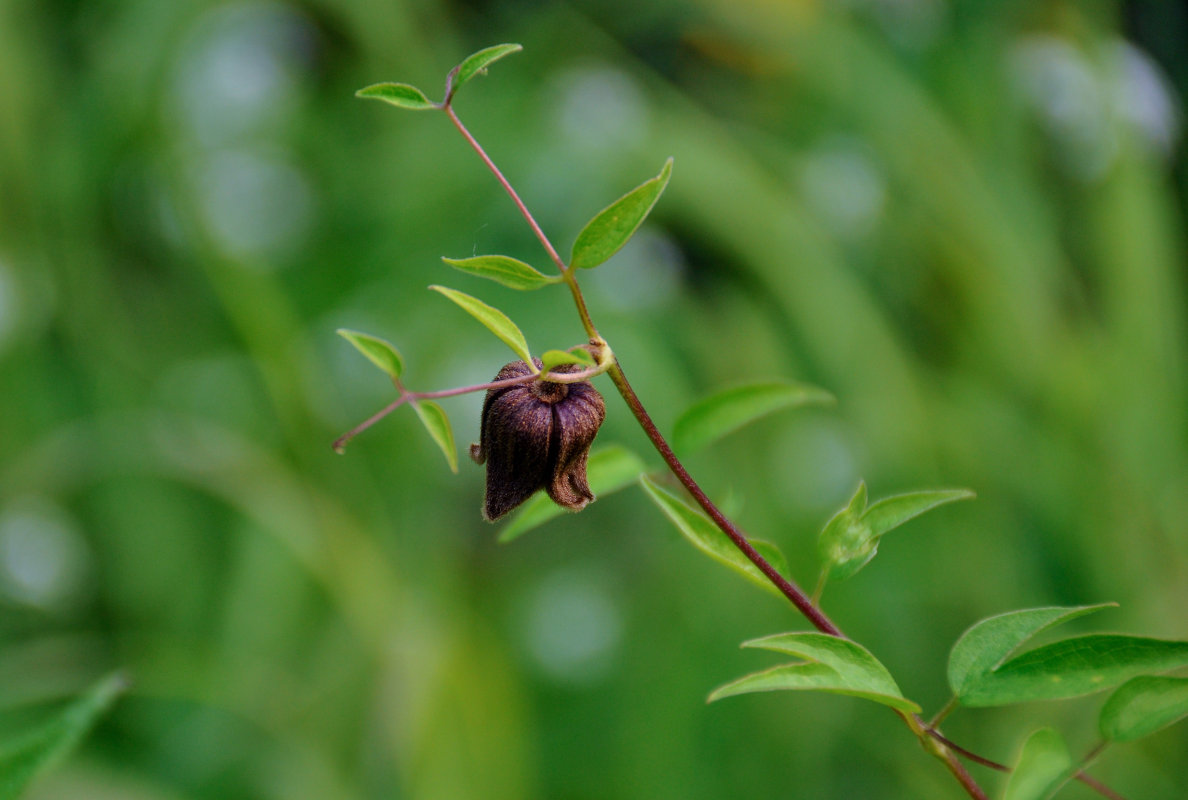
[471,359,606,521]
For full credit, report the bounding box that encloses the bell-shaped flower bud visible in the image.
[470,359,606,521]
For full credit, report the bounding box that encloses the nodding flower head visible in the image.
[470,359,606,521]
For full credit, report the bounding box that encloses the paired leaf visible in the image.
[1100,676,1188,742]
[708,632,919,713]
[499,446,646,542]
[960,633,1188,707]
[449,44,523,94]
[412,400,457,473]
[639,475,789,599]
[355,82,437,110]
[948,604,1114,702]
[337,328,405,380]
[429,285,533,364]
[818,482,974,582]
[0,672,128,800]
[570,158,673,270]
[1003,728,1072,800]
[442,255,556,291]
[672,381,834,455]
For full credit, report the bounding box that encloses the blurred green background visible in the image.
[1,0,1186,797]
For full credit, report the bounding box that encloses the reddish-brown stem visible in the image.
[445,105,569,275]
[334,362,607,452]
[440,99,1016,796]
[605,361,842,636]
[925,729,1127,800]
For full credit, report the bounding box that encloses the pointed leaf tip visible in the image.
[337,329,405,380]
[442,255,556,290]
[428,285,533,364]
[413,400,458,473]
[639,474,788,599]
[450,44,523,94]
[356,82,437,110]
[570,158,673,270]
[709,633,919,713]
[0,672,128,800]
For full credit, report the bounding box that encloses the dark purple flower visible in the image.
[470,359,606,521]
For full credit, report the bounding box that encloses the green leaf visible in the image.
[817,482,871,581]
[1003,728,1072,800]
[570,158,673,270]
[707,632,920,713]
[412,400,457,473]
[960,634,1188,707]
[449,44,523,94]
[639,474,788,598]
[355,82,437,110]
[539,349,594,373]
[1100,676,1188,742]
[948,604,1115,700]
[862,488,976,538]
[499,446,646,542]
[442,255,556,291]
[428,285,533,364]
[0,672,128,800]
[336,328,405,380]
[672,381,835,455]
[817,483,972,582]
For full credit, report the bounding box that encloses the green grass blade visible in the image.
[0,672,129,800]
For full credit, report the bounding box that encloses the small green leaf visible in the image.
[442,255,556,290]
[499,446,645,542]
[1003,728,1072,800]
[337,328,405,380]
[413,400,458,473]
[672,381,834,455]
[539,349,594,373]
[817,482,872,581]
[948,604,1116,700]
[429,285,533,364]
[449,44,523,93]
[570,158,673,270]
[1100,676,1188,742]
[818,484,974,582]
[0,672,128,800]
[707,632,920,713]
[355,82,437,110]
[639,475,787,598]
[961,634,1188,707]
[862,488,976,538]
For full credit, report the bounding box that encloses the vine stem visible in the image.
[438,95,1128,800]
[440,98,1017,793]
[443,104,833,629]
[605,360,841,635]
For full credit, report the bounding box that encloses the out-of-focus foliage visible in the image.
[0,0,1185,798]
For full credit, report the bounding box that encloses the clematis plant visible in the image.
[335,43,1188,800]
